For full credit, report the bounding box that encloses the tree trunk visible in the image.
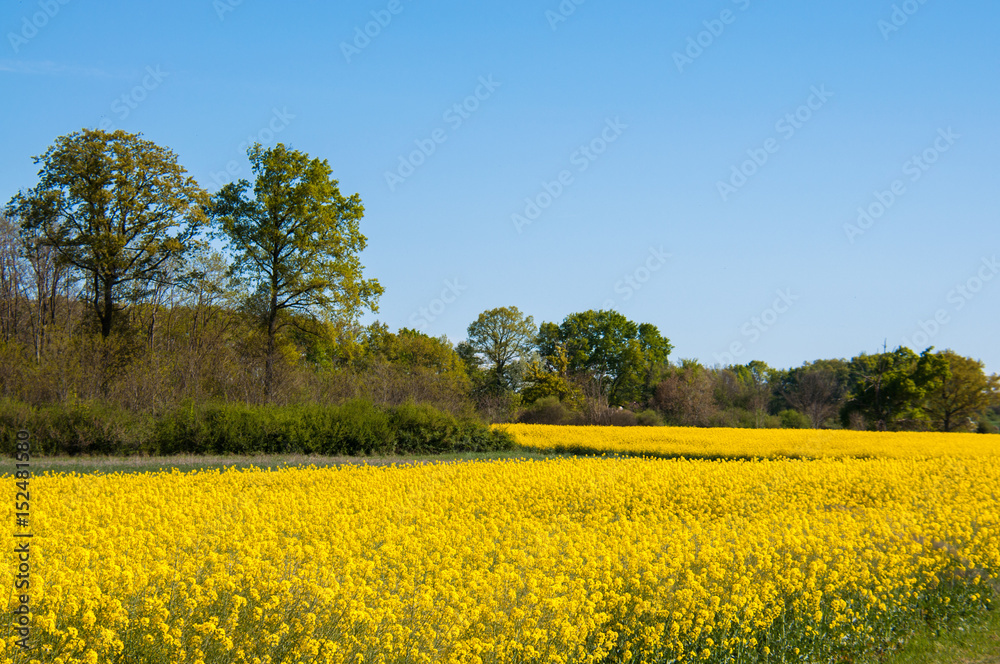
[265,306,278,401]
[99,276,114,338]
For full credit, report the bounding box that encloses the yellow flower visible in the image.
[3,433,997,664]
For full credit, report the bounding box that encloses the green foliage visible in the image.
[336,326,474,415]
[712,361,775,428]
[0,398,153,456]
[366,327,469,382]
[0,399,512,457]
[520,344,584,409]
[923,349,999,432]
[842,347,948,431]
[978,406,1000,434]
[518,396,582,425]
[606,408,639,426]
[390,401,511,452]
[211,143,383,326]
[6,129,208,338]
[209,143,383,396]
[653,359,720,427]
[537,310,672,406]
[778,409,812,429]
[772,360,849,428]
[462,306,537,393]
[635,409,663,426]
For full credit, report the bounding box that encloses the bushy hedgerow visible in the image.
[0,398,513,457]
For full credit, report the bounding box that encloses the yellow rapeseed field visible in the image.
[3,451,998,663]
[503,423,1000,458]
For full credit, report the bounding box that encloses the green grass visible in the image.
[863,606,1000,664]
[9,449,567,475]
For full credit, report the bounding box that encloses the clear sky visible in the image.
[3,0,998,373]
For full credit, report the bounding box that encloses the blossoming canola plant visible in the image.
[503,423,1000,459]
[3,448,999,664]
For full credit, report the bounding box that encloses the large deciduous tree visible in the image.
[6,129,208,338]
[461,306,537,393]
[209,143,382,397]
[923,350,999,432]
[841,346,946,431]
[537,309,672,406]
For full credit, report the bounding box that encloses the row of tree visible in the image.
[2,129,997,434]
[456,307,999,433]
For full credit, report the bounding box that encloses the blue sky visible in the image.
[3,0,998,373]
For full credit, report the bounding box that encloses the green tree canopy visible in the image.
[461,306,537,393]
[209,143,382,396]
[842,346,946,431]
[521,343,584,409]
[365,327,468,379]
[923,349,999,432]
[537,309,672,406]
[6,129,208,337]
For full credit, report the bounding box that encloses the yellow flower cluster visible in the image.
[503,423,1000,458]
[3,455,998,663]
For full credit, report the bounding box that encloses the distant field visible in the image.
[502,423,1000,458]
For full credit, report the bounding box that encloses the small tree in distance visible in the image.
[461,306,537,394]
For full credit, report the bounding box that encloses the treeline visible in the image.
[0,129,498,454]
[2,129,997,456]
[458,307,999,433]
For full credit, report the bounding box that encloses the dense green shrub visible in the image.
[0,398,512,457]
[635,409,663,426]
[518,397,581,426]
[779,409,812,429]
[0,398,153,456]
[606,408,638,426]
